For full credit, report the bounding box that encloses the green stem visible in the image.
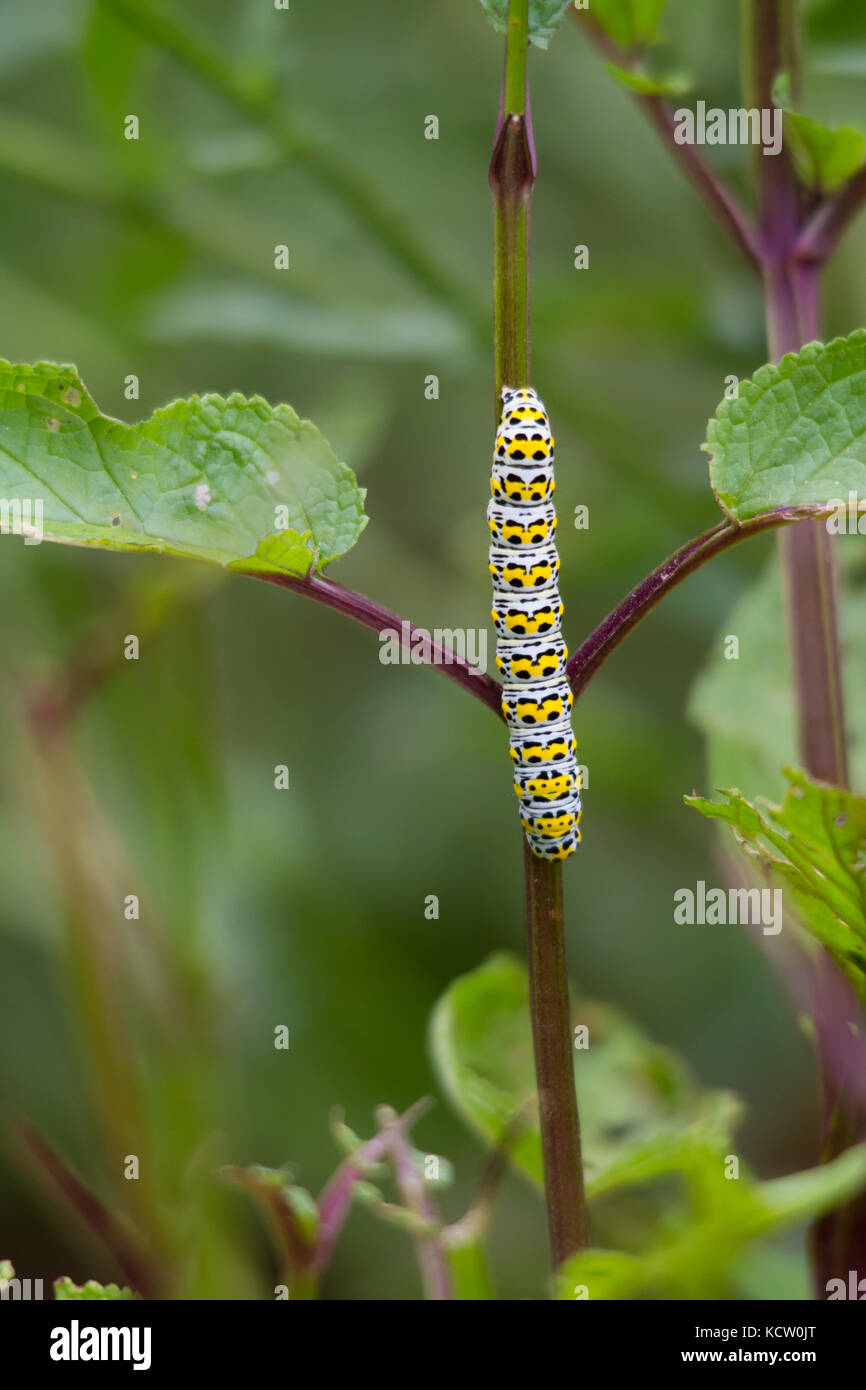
[491,0,588,1270]
[504,4,529,115]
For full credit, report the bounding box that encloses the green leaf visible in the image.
[429,952,738,1195]
[785,112,866,193]
[589,0,667,50]
[604,60,689,97]
[443,1233,495,1301]
[53,1277,136,1300]
[556,1141,866,1299]
[478,1,573,50]
[685,770,866,999]
[0,361,367,578]
[704,331,866,520]
[0,1260,14,1282]
[772,74,866,194]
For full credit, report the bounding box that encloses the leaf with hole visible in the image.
[0,361,367,579]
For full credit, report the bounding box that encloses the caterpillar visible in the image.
[490,386,581,861]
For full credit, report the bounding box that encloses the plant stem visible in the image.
[492,0,588,1270]
[11,1115,158,1297]
[741,0,849,788]
[376,1106,454,1301]
[255,568,504,717]
[523,840,589,1260]
[565,504,831,697]
[742,0,862,1293]
[572,10,762,269]
[794,165,866,263]
[491,0,533,394]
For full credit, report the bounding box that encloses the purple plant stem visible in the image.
[379,1108,453,1301]
[256,510,835,740]
[571,10,762,270]
[744,0,848,789]
[313,1103,453,1300]
[312,1126,393,1277]
[770,273,849,787]
[523,838,588,1258]
[566,506,828,698]
[744,0,859,1295]
[794,165,866,265]
[254,568,504,718]
[10,1114,159,1298]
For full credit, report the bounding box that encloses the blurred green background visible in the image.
[0,0,864,1298]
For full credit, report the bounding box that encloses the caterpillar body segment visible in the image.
[487,500,557,547]
[490,386,581,861]
[508,723,576,766]
[490,459,555,504]
[513,761,581,805]
[488,544,560,590]
[491,589,563,639]
[500,678,573,729]
[526,829,580,861]
[495,634,568,683]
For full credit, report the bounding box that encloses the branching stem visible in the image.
[493,0,588,1271]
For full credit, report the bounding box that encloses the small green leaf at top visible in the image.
[0,362,367,579]
[704,331,866,520]
[604,60,689,97]
[773,73,866,194]
[479,1,573,50]
[590,0,667,50]
[53,1277,137,1300]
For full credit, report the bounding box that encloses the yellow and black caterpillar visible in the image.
[489,386,581,861]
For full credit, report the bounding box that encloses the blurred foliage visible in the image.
[774,74,866,193]
[54,1276,137,1300]
[687,771,866,1002]
[1,0,866,1299]
[689,546,866,803]
[556,1140,866,1300]
[430,952,739,1195]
